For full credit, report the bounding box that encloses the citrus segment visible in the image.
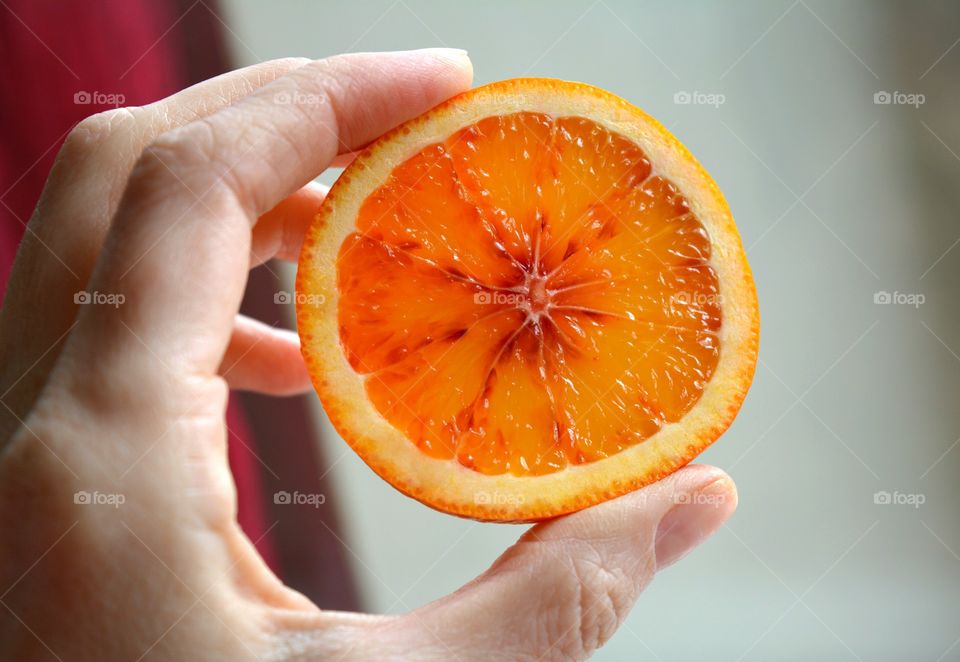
[341,111,720,477]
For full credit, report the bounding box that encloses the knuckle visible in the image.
[145,123,214,171]
[126,144,182,199]
[128,123,221,200]
[569,556,629,656]
[268,56,311,73]
[535,547,637,661]
[62,107,139,160]
[123,122,250,240]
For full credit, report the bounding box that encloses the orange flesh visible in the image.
[337,112,721,477]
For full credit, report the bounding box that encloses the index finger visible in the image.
[0,57,312,440]
[73,49,473,383]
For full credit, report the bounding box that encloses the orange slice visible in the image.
[297,78,758,522]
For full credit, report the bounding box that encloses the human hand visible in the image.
[0,49,737,661]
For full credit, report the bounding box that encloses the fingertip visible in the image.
[654,469,738,570]
[418,47,473,86]
[383,47,474,111]
[282,49,475,158]
[402,466,737,660]
[670,462,731,487]
[251,183,328,265]
[220,318,313,396]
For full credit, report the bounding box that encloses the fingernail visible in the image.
[421,47,469,60]
[654,476,736,570]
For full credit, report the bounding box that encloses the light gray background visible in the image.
[221,1,960,659]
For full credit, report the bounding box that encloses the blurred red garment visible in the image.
[0,0,278,572]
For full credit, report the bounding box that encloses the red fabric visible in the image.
[0,0,180,292]
[0,0,278,571]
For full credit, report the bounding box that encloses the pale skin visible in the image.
[0,49,738,660]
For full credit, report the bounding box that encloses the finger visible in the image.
[218,315,310,396]
[37,57,313,257]
[390,465,737,662]
[77,49,472,381]
[0,58,310,436]
[250,182,328,267]
[5,57,310,302]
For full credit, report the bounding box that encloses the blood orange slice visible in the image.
[297,78,758,521]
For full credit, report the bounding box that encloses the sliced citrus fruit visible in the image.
[297,78,758,522]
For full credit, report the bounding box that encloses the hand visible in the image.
[0,49,737,661]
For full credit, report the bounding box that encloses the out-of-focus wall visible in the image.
[220,1,960,659]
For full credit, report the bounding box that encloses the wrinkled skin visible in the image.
[0,50,737,661]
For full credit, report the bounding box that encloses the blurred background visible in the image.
[2,1,959,660]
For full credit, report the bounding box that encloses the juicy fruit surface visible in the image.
[337,112,721,477]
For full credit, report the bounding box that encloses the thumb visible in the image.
[392,464,736,661]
